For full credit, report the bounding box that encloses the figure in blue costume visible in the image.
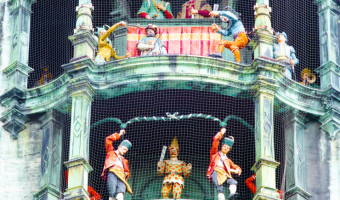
[137,24,167,56]
[209,6,248,63]
[273,32,299,80]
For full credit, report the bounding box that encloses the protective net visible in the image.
[28,0,76,88]
[271,0,320,86]
[88,89,256,200]
[25,0,320,199]
[28,0,320,88]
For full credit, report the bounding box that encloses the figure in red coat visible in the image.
[245,174,284,199]
[101,129,133,200]
[207,128,242,200]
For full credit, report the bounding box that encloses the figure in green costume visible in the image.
[137,0,173,19]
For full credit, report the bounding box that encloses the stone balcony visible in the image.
[10,55,325,117]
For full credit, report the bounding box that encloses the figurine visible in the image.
[38,67,53,86]
[157,137,192,199]
[209,6,248,63]
[101,129,133,200]
[207,128,241,200]
[177,0,212,19]
[65,170,102,200]
[137,0,173,19]
[299,68,316,87]
[273,32,299,80]
[245,174,284,199]
[137,24,167,56]
[95,21,131,65]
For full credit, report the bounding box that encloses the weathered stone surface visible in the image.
[0,120,42,200]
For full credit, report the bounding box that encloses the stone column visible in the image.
[0,0,34,138]
[250,0,275,59]
[284,110,312,200]
[34,110,64,200]
[315,0,340,67]
[5,0,34,90]
[64,78,94,200]
[315,1,340,198]
[68,0,96,62]
[251,75,280,200]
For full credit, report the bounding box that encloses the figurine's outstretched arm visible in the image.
[219,11,238,21]
[210,128,225,158]
[105,129,125,153]
[105,133,120,153]
[102,21,126,40]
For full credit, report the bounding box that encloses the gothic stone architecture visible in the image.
[0,0,339,200]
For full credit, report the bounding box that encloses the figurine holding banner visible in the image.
[209,6,248,63]
[157,137,192,199]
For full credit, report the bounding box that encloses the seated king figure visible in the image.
[137,24,167,56]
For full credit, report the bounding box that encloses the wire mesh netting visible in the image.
[25,0,321,199]
[88,89,257,200]
[28,0,320,88]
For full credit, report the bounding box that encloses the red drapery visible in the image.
[127,26,221,57]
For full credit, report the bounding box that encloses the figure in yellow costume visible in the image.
[157,137,192,199]
[95,21,131,65]
[299,68,316,87]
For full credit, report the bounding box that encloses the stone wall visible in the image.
[0,121,42,200]
[305,121,331,200]
[0,2,42,199]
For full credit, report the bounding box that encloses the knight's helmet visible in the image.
[169,136,179,152]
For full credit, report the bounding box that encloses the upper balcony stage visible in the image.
[22,55,325,116]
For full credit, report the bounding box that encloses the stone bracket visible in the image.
[251,157,280,172]
[0,106,28,139]
[33,185,61,200]
[253,187,281,200]
[63,186,90,200]
[285,186,312,199]
[319,109,340,140]
[62,58,96,78]
[3,61,34,91]
[64,157,93,173]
